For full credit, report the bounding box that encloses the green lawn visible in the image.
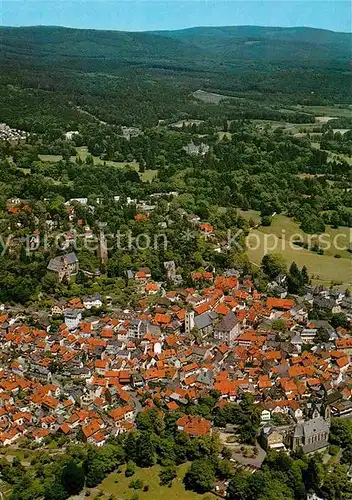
[238,209,262,225]
[86,463,215,500]
[245,214,351,287]
[39,147,156,182]
[293,105,351,119]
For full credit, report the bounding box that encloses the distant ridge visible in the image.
[0,24,350,68]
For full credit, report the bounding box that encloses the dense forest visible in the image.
[0,25,351,131]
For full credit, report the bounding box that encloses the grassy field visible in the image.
[193,89,230,104]
[238,209,262,225]
[85,463,215,500]
[38,147,157,182]
[253,119,318,135]
[293,105,351,119]
[244,213,351,287]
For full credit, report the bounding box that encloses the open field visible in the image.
[254,119,319,135]
[244,213,351,287]
[85,463,216,500]
[293,105,352,119]
[193,89,230,104]
[38,147,156,182]
[238,209,262,225]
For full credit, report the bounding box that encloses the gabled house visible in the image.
[47,252,79,282]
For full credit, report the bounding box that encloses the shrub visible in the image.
[329,445,340,456]
[129,479,143,490]
[125,460,136,477]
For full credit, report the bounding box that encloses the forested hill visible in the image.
[150,25,351,65]
[0,25,351,131]
[0,25,206,68]
[1,25,351,69]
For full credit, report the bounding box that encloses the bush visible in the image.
[125,460,136,477]
[328,445,340,456]
[129,479,143,490]
[261,215,272,226]
[159,465,176,486]
[334,254,341,258]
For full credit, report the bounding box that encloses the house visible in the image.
[83,294,103,310]
[267,298,294,310]
[135,267,151,283]
[300,329,317,344]
[176,415,211,437]
[110,405,134,423]
[183,141,210,156]
[214,311,240,344]
[51,301,66,316]
[65,131,79,140]
[65,198,88,206]
[128,319,147,340]
[261,409,271,422]
[313,297,341,314]
[47,252,79,282]
[261,425,287,451]
[64,309,82,331]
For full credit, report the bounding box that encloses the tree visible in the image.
[314,326,330,344]
[301,265,309,284]
[44,480,67,500]
[135,408,165,435]
[215,458,233,480]
[261,254,286,280]
[238,422,257,445]
[329,419,352,447]
[321,465,352,500]
[227,471,250,500]
[222,446,232,460]
[159,464,176,486]
[135,432,156,468]
[261,215,272,226]
[300,216,325,234]
[125,460,136,477]
[129,479,143,490]
[330,313,349,329]
[184,458,215,493]
[341,445,352,465]
[124,432,138,462]
[303,456,324,493]
[272,319,287,333]
[61,461,85,496]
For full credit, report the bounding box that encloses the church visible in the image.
[261,403,331,455]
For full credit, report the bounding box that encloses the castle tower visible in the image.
[185,310,195,336]
[98,227,108,265]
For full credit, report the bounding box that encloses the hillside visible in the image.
[1,25,350,68]
[150,25,351,65]
[0,25,350,131]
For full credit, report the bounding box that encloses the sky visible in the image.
[2,0,351,33]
